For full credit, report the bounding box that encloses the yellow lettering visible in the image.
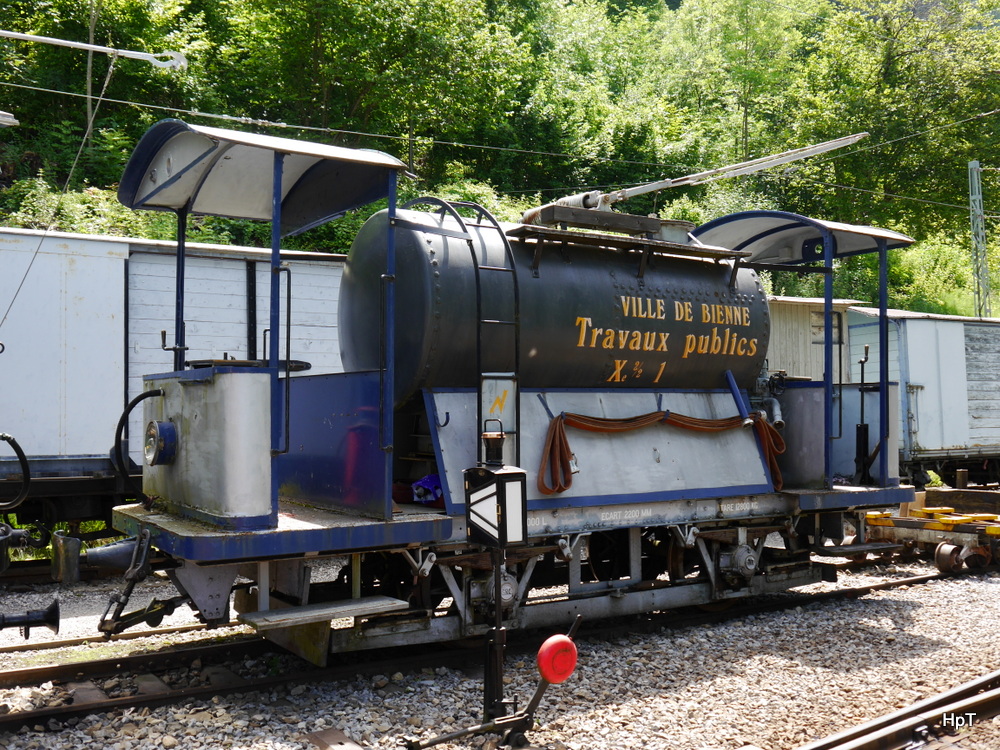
[656,299,666,320]
[682,334,696,358]
[710,327,722,354]
[653,361,666,383]
[490,389,508,414]
[602,330,615,349]
[629,331,642,350]
[643,332,656,351]
[575,317,592,348]
[747,338,758,357]
[617,330,629,349]
[607,359,628,382]
[590,328,602,348]
[657,332,669,352]
[619,296,631,316]
[701,304,710,323]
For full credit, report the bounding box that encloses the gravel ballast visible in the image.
[2,563,1000,749]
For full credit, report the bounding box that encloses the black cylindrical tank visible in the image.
[339,208,770,405]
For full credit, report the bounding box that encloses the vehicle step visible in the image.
[811,542,903,557]
[238,596,409,631]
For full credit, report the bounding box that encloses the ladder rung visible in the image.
[481,319,515,325]
[482,372,517,378]
[478,265,514,273]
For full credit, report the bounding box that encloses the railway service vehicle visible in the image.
[12,121,919,671]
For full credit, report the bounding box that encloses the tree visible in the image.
[776,0,1000,238]
[647,0,824,164]
[0,0,228,186]
[223,0,529,157]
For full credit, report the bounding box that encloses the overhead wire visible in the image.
[806,107,1000,167]
[6,67,996,217]
[0,79,687,172]
[2,0,999,220]
[758,172,1000,220]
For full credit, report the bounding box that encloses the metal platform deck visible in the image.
[112,500,453,562]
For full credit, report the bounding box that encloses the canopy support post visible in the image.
[172,208,188,372]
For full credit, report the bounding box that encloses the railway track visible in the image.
[0,568,959,734]
[0,632,483,734]
[796,666,1000,750]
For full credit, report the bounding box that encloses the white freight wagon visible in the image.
[847,307,1000,486]
[0,226,345,526]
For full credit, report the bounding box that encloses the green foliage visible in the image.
[648,0,822,162]
[223,0,529,152]
[889,234,979,315]
[0,175,235,242]
[660,181,779,226]
[2,175,149,235]
[776,0,1000,237]
[407,170,539,224]
[1,0,999,317]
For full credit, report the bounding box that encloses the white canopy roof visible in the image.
[691,210,914,264]
[118,119,407,236]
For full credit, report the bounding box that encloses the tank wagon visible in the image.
[82,120,915,668]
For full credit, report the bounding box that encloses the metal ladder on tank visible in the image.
[401,198,521,466]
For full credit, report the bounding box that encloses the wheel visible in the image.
[965,553,990,569]
[667,540,686,581]
[934,543,963,574]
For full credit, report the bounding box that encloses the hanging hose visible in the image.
[0,432,31,512]
[113,389,164,501]
[537,410,786,495]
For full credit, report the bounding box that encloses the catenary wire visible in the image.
[2,68,999,217]
[0,80,686,172]
[757,171,1000,220]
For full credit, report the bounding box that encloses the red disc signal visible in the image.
[536,634,577,684]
